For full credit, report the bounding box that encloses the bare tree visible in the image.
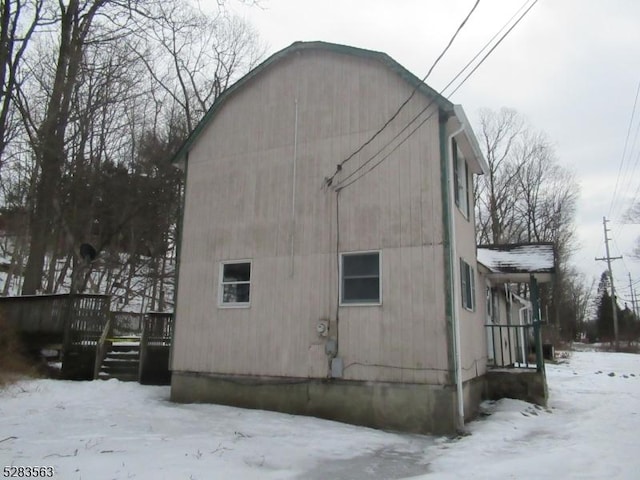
[625,204,640,260]
[475,108,527,244]
[0,0,44,174]
[19,0,126,294]
[131,0,263,131]
[475,108,578,249]
[475,107,581,342]
[1,0,263,303]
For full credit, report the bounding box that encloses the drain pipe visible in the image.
[446,121,466,432]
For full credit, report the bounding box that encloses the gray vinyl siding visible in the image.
[172,48,454,384]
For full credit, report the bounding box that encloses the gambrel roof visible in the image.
[171,41,485,171]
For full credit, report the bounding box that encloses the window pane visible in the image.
[461,260,473,309]
[343,278,379,303]
[223,262,251,282]
[222,284,250,304]
[343,253,379,277]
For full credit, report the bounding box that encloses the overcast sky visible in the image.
[230,0,640,301]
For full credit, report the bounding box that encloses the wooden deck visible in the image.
[0,294,172,384]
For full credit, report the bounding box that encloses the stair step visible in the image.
[102,360,139,369]
[109,344,140,351]
[105,351,139,358]
[97,338,142,382]
[103,355,139,362]
[98,371,138,382]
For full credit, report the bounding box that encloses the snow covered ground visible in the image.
[1,350,639,479]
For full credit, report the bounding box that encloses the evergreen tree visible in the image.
[595,271,622,341]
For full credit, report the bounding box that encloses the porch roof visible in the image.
[477,243,555,284]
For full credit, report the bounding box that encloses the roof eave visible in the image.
[452,105,489,175]
[481,271,554,284]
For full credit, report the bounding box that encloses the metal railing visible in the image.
[486,323,538,370]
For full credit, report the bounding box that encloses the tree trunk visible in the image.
[22,0,105,294]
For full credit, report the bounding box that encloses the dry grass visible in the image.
[0,313,42,387]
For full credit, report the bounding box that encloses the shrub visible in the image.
[0,312,41,386]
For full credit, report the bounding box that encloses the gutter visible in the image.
[452,105,488,174]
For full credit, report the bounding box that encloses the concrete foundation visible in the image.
[171,371,477,434]
[462,374,487,421]
[486,369,548,406]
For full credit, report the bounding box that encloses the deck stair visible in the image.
[97,337,140,382]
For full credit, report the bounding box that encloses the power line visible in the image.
[623,147,640,213]
[335,0,539,191]
[335,0,535,189]
[609,79,640,219]
[612,140,640,240]
[447,0,539,98]
[610,78,640,241]
[612,235,632,273]
[323,0,481,188]
[336,0,537,190]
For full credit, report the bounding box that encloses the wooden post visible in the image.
[530,275,544,373]
[139,314,149,383]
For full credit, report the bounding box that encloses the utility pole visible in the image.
[630,273,640,319]
[629,273,638,319]
[595,217,623,350]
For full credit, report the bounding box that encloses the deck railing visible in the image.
[485,323,538,370]
[63,295,111,348]
[110,311,144,337]
[141,312,173,346]
[0,293,110,344]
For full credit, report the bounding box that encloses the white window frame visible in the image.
[460,258,475,311]
[339,250,382,306]
[453,138,470,219]
[218,259,252,308]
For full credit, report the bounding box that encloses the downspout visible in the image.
[440,114,466,432]
[519,306,528,325]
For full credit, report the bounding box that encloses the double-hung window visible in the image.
[452,138,470,219]
[219,260,251,307]
[460,259,475,311]
[340,251,381,305]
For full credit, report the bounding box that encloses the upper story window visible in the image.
[452,138,470,219]
[219,260,251,307]
[340,251,381,305]
[460,258,475,311]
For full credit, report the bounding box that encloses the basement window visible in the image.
[340,251,381,305]
[460,258,475,311]
[219,260,251,307]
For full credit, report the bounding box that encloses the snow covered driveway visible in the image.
[1,351,639,479]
